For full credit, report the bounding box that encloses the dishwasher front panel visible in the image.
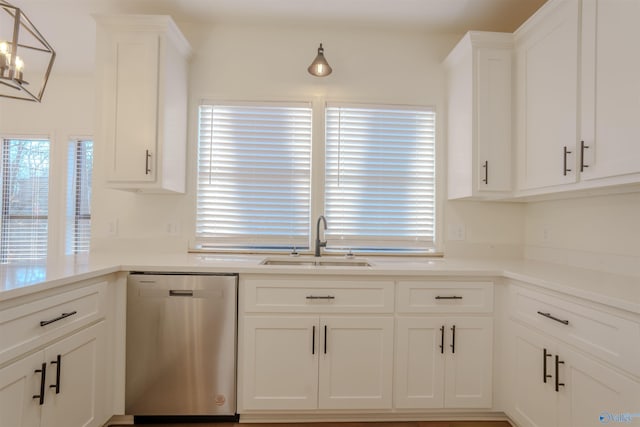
[126,273,237,416]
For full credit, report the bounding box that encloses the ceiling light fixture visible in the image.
[307,43,332,77]
[0,0,55,102]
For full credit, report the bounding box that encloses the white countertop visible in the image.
[1,253,638,314]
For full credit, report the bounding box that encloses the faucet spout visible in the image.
[315,215,328,257]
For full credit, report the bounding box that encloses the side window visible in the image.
[66,139,93,254]
[0,138,50,263]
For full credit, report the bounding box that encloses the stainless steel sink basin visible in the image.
[261,257,371,267]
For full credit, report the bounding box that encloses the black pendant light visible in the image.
[307,43,332,77]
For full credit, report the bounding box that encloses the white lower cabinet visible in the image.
[319,316,393,409]
[242,314,393,411]
[394,316,493,409]
[511,323,640,427]
[242,316,318,410]
[0,322,106,427]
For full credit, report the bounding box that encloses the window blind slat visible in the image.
[196,104,312,249]
[325,105,436,251]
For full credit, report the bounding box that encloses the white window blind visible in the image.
[66,140,93,254]
[196,103,312,250]
[0,139,50,263]
[325,104,436,252]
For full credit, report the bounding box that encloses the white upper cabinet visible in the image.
[514,0,640,195]
[445,32,513,200]
[579,0,640,182]
[514,0,580,191]
[95,15,191,193]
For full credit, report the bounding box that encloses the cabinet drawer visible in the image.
[396,281,493,313]
[509,285,640,376]
[242,277,394,313]
[0,282,107,365]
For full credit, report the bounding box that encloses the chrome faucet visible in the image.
[315,215,327,257]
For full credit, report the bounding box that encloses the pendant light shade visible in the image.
[0,0,55,102]
[307,43,332,77]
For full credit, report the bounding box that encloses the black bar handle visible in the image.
[40,311,77,327]
[435,296,463,300]
[537,311,569,325]
[450,325,456,354]
[482,160,488,184]
[33,363,47,405]
[555,355,565,392]
[439,325,445,354]
[169,290,194,297]
[324,325,327,354]
[580,140,590,172]
[563,146,572,176]
[49,354,61,394]
[312,325,316,355]
[306,295,335,300]
[145,150,152,175]
[543,348,552,383]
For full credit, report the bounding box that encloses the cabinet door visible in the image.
[511,325,558,427]
[444,317,493,408]
[0,351,43,427]
[394,317,445,408]
[580,0,640,180]
[106,32,159,183]
[476,47,512,193]
[41,322,106,427]
[242,316,318,410]
[557,347,640,427]
[319,316,393,409]
[516,0,579,189]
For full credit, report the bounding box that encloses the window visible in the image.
[325,104,436,252]
[0,139,50,263]
[66,140,93,254]
[196,103,312,250]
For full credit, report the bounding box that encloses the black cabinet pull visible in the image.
[306,295,335,300]
[145,150,152,175]
[33,363,46,405]
[50,355,61,394]
[450,325,456,354]
[563,146,572,176]
[435,296,463,300]
[312,326,316,355]
[482,160,489,184]
[439,325,445,354]
[555,355,565,392]
[323,325,328,354]
[580,140,590,172]
[40,311,77,327]
[537,311,569,325]
[543,348,552,383]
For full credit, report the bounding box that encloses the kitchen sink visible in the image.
[260,257,371,267]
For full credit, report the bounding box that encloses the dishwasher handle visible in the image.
[169,290,194,297]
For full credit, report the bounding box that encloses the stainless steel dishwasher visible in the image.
[126,272,238,421]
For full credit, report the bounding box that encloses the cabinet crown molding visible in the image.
[93,14,192,58]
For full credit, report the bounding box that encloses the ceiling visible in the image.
[10,0,548,72]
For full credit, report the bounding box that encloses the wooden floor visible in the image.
[114,422,513,427]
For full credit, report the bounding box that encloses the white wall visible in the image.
[1,22,526,258]
[90,22,526,257]
[0,73,94,260]
[524,192,640,276]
